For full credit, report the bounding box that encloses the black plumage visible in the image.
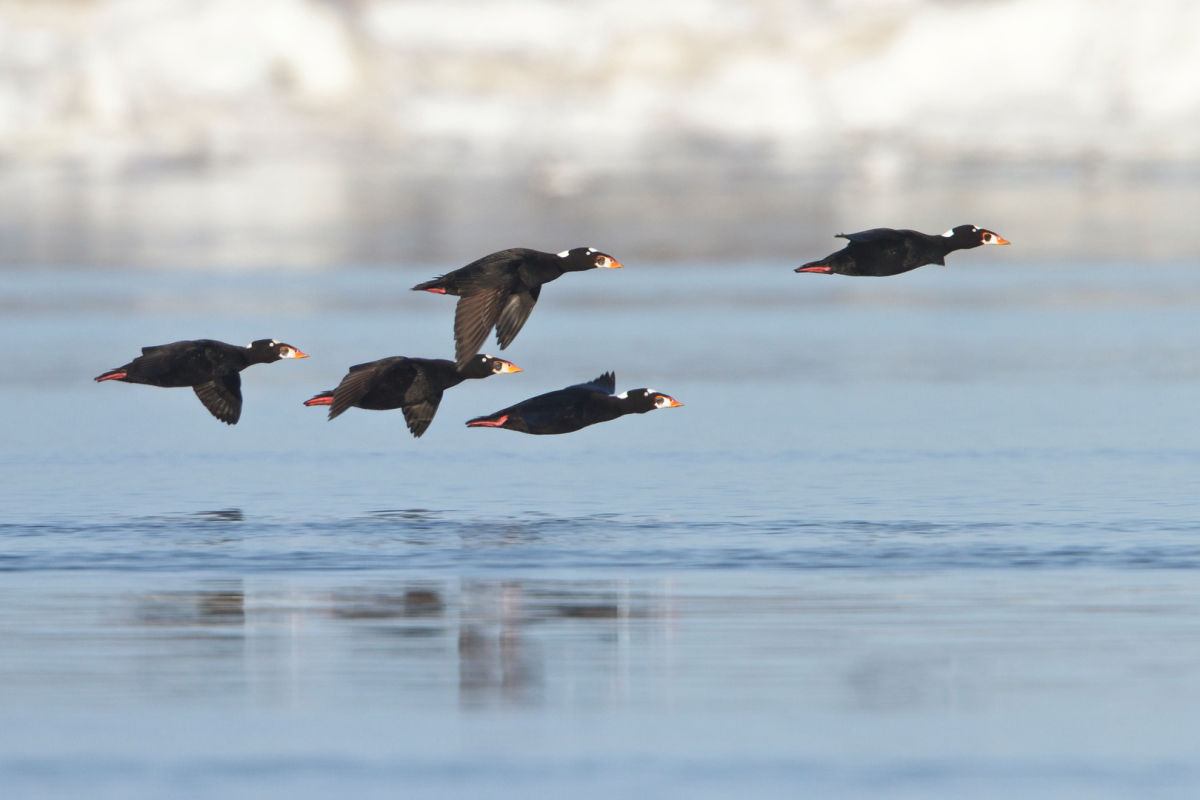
[413,247,622,368]
[795,225,1010,277]
[304,353,522,437]
[94,338,308,424]
[466,372,682,435]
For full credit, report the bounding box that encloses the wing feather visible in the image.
[401,393,443,438]
[495,286,540,350]
[193,373,242,424]
[328,367,377,420]
[568,371,615,395]
[452,290,505,368]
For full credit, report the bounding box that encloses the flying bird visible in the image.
[795,225,1010,276]
[95,338,308,424]
[466,372,681,435]
[413,246,622,368]
[304,353,521,437]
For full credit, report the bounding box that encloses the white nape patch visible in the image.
[271,339,281,345]
[586,247,597,254]
[556,249,569,258]
[615,390,629,399]
[940,229,955,237]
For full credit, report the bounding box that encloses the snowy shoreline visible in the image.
[0,0,1197,172]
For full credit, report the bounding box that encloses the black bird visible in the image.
[95,338,308,424]
[303,354,522,437]
[466,372,682,435]
[795,225,1010,276]
[413,247,623,368]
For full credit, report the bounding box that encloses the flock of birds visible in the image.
[94,224,1009,435]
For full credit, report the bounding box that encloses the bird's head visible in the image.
[943,225,1010,248]
[462,354,523,378]
[616,388,684,413]
[556,247,624,272]
[249,339,309,362]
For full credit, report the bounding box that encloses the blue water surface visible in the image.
[2,260,1200,799]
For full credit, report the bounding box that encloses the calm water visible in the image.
[3,260,1200,798]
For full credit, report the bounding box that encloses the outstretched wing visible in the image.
[453,290,505,368]
[328,367,378,420]
[494,286,541,350]
[401,392,443,438]
[193,373,242,425]
[568,371,616,395]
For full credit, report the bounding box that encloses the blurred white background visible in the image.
[1,0,1197,266]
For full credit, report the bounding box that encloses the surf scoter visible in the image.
[795,225,1010,276]
[304,354,522,437]
[94,338,308,424]
[413,247,622,369]
[466,371,681,435]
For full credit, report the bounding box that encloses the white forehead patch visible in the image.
[271,339,281,345]
[587,247,597,254]
[556,249,569,258]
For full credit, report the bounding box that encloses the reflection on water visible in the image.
[78,577,665,709]
[458,582,540,705]
[329,586,445,620]
[136,583,245,626]
[4,570,1200,797]
[7,570,1199,719]
[192,508,245,523]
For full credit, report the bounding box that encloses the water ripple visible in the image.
[2,513,1199,573]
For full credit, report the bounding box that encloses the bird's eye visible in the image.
[981,233,994,243]
[279,347,292,357]
[595,256,610,268]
